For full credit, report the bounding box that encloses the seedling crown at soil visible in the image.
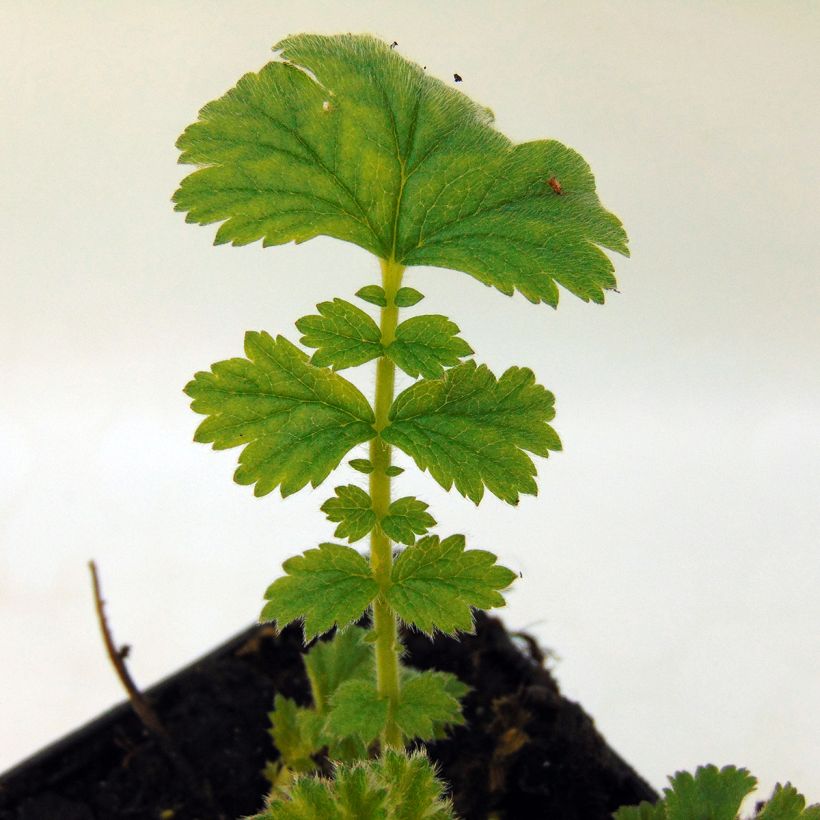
[175,33,627,815]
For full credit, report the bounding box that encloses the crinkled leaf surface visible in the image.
[386,315,473,379]
[382,361,561,504]
[175,33,627,305]
[296,298,382,370]
[185,332,375,497]
[380,496,436,545]
[664,765,756,820]
[321,485,377,542]
[387,534,516,634]
[254,751,453,820]
[260,544,377,640]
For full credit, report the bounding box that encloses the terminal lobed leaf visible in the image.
[664,766,756,820]
[382,361,561,504]
[184,332,375,497]
[387,534,517,634]
[260,544,378,640]
[175,33,627,305]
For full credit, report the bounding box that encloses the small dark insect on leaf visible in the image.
[118,644,131,660]
[390,41,398,49]
[453,73,463,82]
[546,176,564,195]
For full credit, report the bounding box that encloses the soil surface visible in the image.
[0,614,657,819]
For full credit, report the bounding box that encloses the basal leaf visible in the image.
[255,751,453,820]
[380,496,436,546]
[175,34,627,306]
[296,298,382,369]
[185,332,375,497]
[326,679,387,744]
[386,315,473,379]
[374,750,455,820]
[255,776,342,820]
[387,534,516,634]
[333,766,388,819]
[260,544,378,640]
[664,765,756,820]
[394,671,464,741]
[757,783,820,820]
[321,485,377,542]
[303,626,373,713]
[382,361,561,504]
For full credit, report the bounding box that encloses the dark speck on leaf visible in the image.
[546,176,564,195]
[390,41,398,49]
[454,73,463,82]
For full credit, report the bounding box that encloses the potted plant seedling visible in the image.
[174,32,628,816]
[3,31,814,820]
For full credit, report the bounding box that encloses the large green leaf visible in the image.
[260,544,378,640]
[184,332,375,497]
[382,361,561,504]
[175,34,627,305]
[387,534,516,634]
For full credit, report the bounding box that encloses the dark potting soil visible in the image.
[0,613,657,819]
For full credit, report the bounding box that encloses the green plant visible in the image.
[615,765,820,820]
[174,33,627,816]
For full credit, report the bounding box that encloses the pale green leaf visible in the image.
[175,34,627,306]
[349,458,374,473]
[386,315,473,379]
[395,670,464,741]
[326,679,387,744]
[296,298,382,369]
[334,766,388,819]
[257,776,342,820]
[382,360,560,504]
[184,332,375,497]
[374,750,455,820]
[303,626,373,714]
[269,694,324,773]
[356,285,387,307]
[757,783,820,820]
[388,534,517,634]
[321,485,377,542]
[664,765,756,820]
[380,496,436,546]
[260,544,378,640]
[394,287,424,307]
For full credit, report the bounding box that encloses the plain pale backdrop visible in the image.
[1,0,818,808]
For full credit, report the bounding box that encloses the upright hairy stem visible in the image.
[370,257,404,748]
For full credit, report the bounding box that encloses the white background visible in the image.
[2,0,818,810]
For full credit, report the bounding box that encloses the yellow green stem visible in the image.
[369,257,404,749]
